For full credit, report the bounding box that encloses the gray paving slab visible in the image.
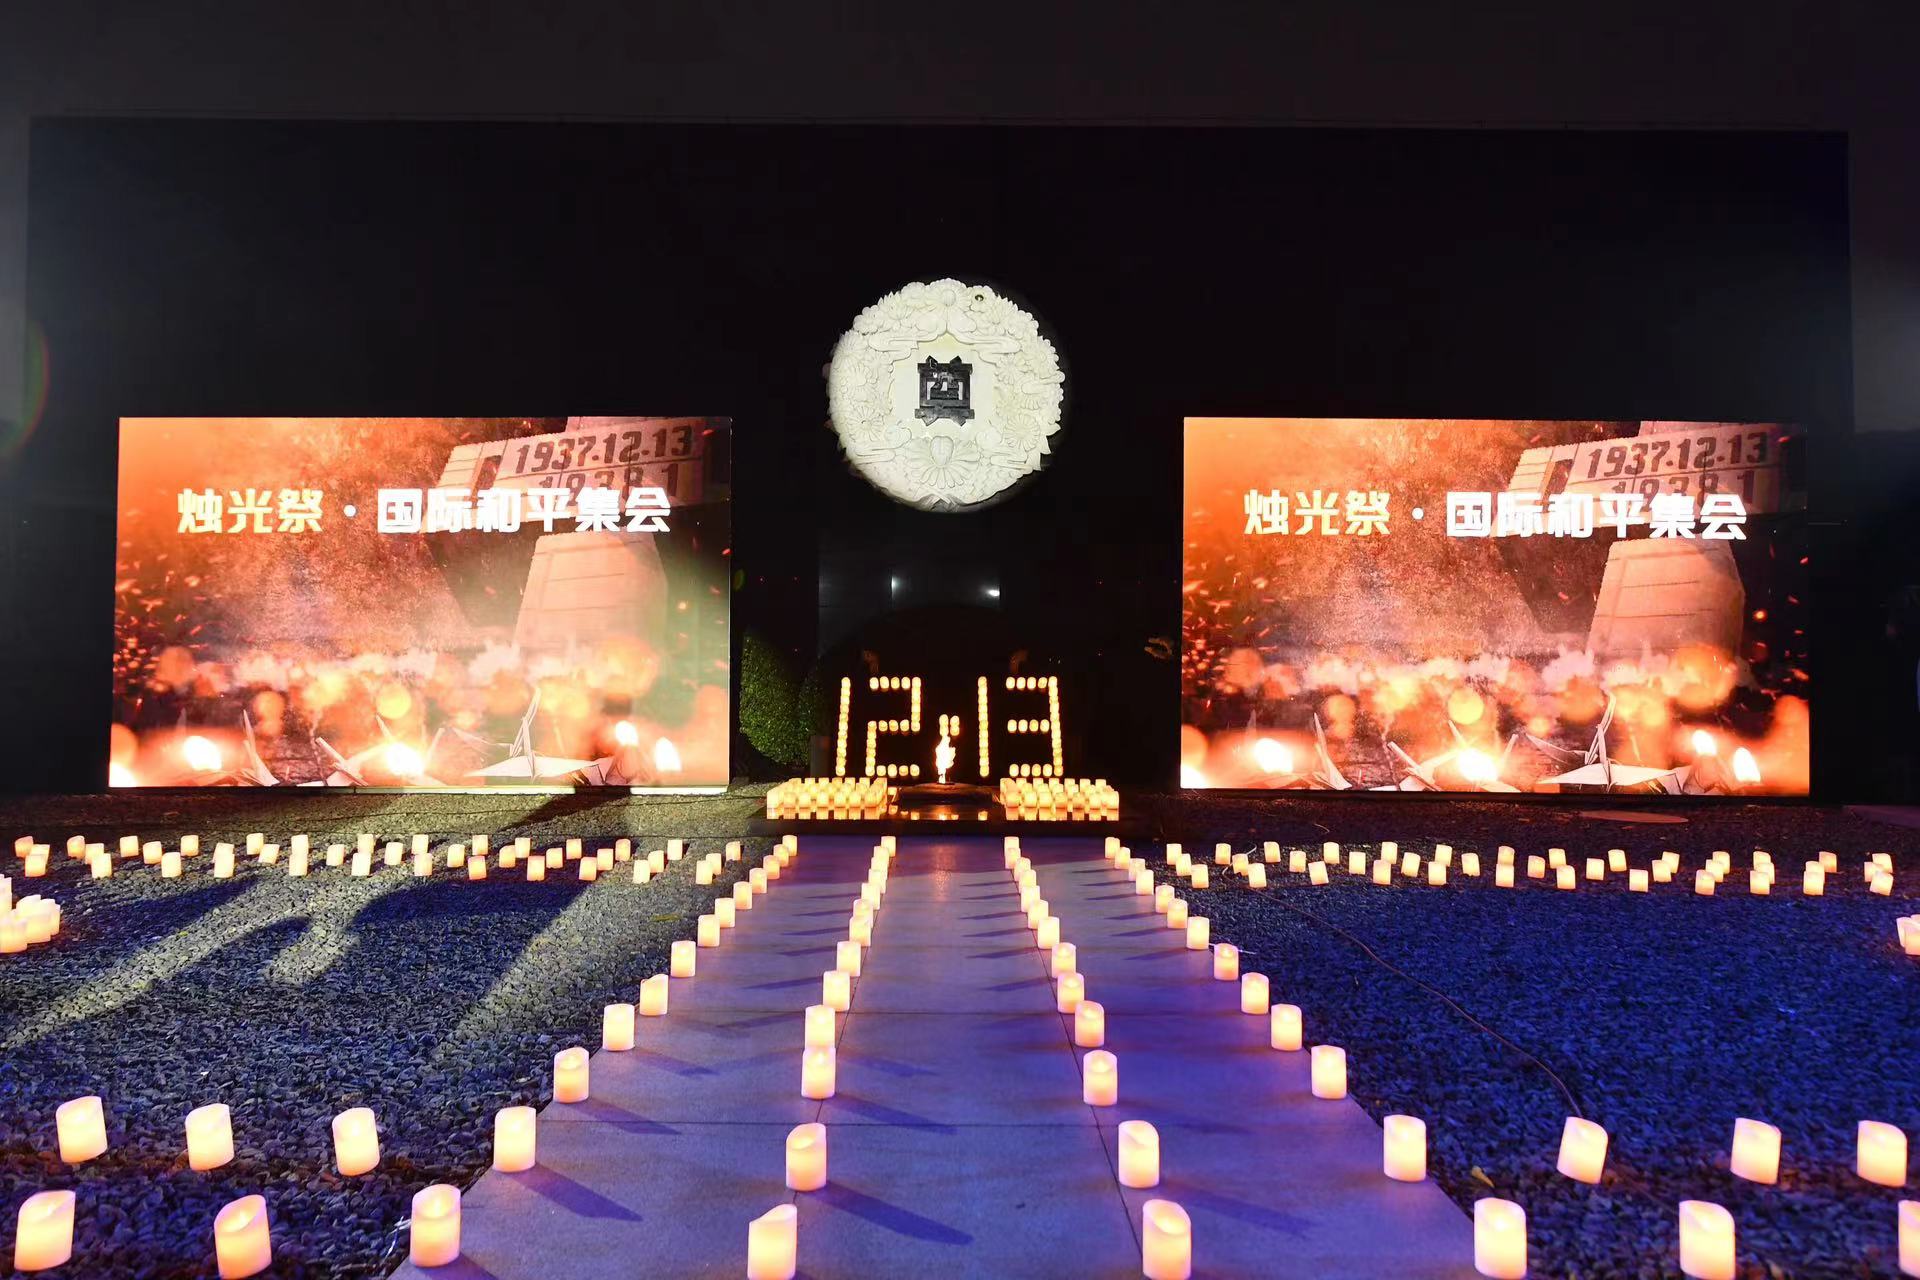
[393,837,1475,1280]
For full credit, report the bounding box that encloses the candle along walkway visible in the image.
[392,838,1471,1278]
[1030,840,1477,1278]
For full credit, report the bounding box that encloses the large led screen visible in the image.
[1182,418,1810,795]
[112,417,730,789]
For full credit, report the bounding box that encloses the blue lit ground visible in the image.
[1,791,1914,1278]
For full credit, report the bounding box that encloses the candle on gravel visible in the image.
[13,1190,75,1272]
[1729,1118,1780,1184]
[213,1194,272,1278]
[1556,1117,1608,1184]
[1678,1200,1735,1279]
[1859,1121,1908,1187]
[56,1095,107,1163]
[186,1103,234,1171]
[332,1107,380,1174]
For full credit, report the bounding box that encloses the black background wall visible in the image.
[9,120,1865,794]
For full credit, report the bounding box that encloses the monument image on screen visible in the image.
[111,416,731,789]
[1181,418,1810,794]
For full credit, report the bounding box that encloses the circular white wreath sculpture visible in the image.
[828,278,1064,512]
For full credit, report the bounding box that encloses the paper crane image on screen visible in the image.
[1526,695,1695,793]
[576,720,684,787]
[466,689,597,783]
[162,711,281,786]
[1377,722,1522,792]
[313,718,450,787]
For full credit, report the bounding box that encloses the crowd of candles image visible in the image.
[6,822,1915,1276]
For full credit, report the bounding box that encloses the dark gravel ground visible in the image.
[1,789,1915,1278]
[1143,796,1920,1280]
[0,789,770,1278]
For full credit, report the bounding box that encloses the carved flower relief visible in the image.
[829,279,1064,512]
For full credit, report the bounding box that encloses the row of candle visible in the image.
[12,832,798,1273]
[997,778,1122,821]
[1128,838,1918,1277]
[766,777,895,820]
[746,840,898,1278]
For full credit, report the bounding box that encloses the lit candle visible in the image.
[1247,865,1268,889]
[639,974,669,1016]
[823,968,851,1012]
[1473,1198,1526,1279]
[1075,1000,1106,1048]
[697,914,721,947]
[715,899,737,929]
[12,1190,74,1272]
[1240,972,1269,1014]
[1213,943,1239,981]
[1899,1199,1918,1276]
[1555,866,1576,891]
[1036,915,1060,949]
[1186,917,1209,951]
[1308,862,1329,886]
[186,1102,234,1171]
[746,1204,797,1280]
[1119,1119,1160,1188]
[1383,1114,1426,1181]
[805,1003,835,1049]
[733,882,753,910]
[56,1094,107,1163]
[1555,1116,1607,1183]
[1140,1198,1192,1280]
[1586,857,1604,881]
[1311,1045,1347,1099]
[162,849,183,878]
[1461,852,1481,877]
[527,858,546,882]
[801,1046,836,1099]
[1803,864,1825,895]
[1678,1200,1735,1280]
[1167,899,1188,929]
[1860,1120,1908,1187]
[409,1184,461,1267]
[1083,1050,1118,1105]
[213,1194,272,1278]
[671,940,697,977]
[1270,1003,1303,1050]
[1628,869,1649,892]
[786,1122,828,1190]
[1695,870,1716,896]
[493,1105,536,1171]
[837,939,863,976]
[1051,942,1078,978]
[1729,1117,1780,1184]
[468,856,487,880]
[603,1002,636,1051]
[1057,973,1086,1013]
[553,1047,590,1103]
[332,1106,380,1175]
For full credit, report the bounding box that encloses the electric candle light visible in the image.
[823,969,851,1011]
[1241,971,1269,1014]
[1311,1045,1348,1099]
[1804,863,1825,895]
[1140,1199,1191,1280]
[1348,850,1366,876]
[1116,1119,1162,1189]
[486,1108,542,1181]
[187,1102,234,1171]
[1083,1049,1118,1105]
[747,1204,798,1280]
[1628,869,1649,892]
[325,843,346,867]
[849,914,873,946]
[1678,1200,1735,1280]
[1585,857,1604,881]
[637,973,669,1017]
[1726,1117,1781,1184]
[1428,861,1447,887]
[667,942,696,982]
[1541,1116,1608,1187]
[1026,898,1049,928]
[56,1094,107,1163]
[1462,851,1481,877]
[1899,1200,1919,1277]
[1860,1121,1908,1187]
[1186,917,1209,950]
[1213,943,1239,981]
[1383,1114,1426,1181]
[1371,859,1392,886]
[1167,899,1188,929]
[1474,1199,1526,1279]
[404,1184,464,1268]
[801,1046,836,1099]
[1289,849,1308,873]
[1526,855,1545,879]
[837,938,863,976]
[162,849,183,878]
[716,899,737,929]
[1695,870,1716,896]
[553,1047,590,1103]
[1056,971,1087,1012]
[1400,852,1419,878]
[468,856,487,880]
[1052,942,1077,977]
[1075,1000,1106,1047]
[1555,866,1576,891]
[1154,883,1175,913]
[1247,865,1268,888]
[332,1106,380,1175]
[805,1003,835,1049]
[1036,915,1060,949]
[603,1002,636,1051]
[1270,1003,1303,1050]
[12,1189,75,1272]
[119,834,137,857]
[698,914,721,947]
[214,1194,272,1279]
[527,858,546,882]
[142,840,162,864]
[385,841,404,867]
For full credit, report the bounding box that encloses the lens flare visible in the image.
[612,720,640,747]
[385,742,424,779]
[1455,748,1497,784]
[1691,729,1718,757]
[1730,747,1761,785]
[181,735,223,773]
[653,737,682,774]
[1251,737,1293,774]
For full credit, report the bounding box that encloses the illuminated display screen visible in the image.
[1182,418,1810,795]
[111,416,731,789]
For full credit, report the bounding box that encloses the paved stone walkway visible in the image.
[393,837,1474,1278]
